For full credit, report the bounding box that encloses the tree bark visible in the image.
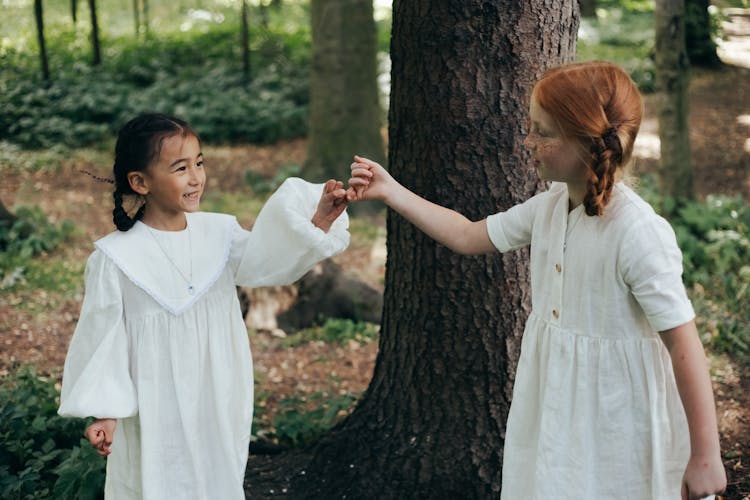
[241,0,251,83]
[88,0,101,66]
[655,0,693,202]
[71,0,78,24]
[305,0,385,184]
[685,0,721,67]
[34,0,50,81]
[251,1,578,497]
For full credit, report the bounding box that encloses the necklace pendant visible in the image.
[188,284,195,295]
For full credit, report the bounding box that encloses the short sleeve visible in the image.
[619,215,695,332]
[230,177,350,287]
[58,250,138,419]
[485,190,548,252]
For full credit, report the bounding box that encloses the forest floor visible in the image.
[2,10,750,499]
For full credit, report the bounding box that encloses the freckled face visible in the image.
[523,96,587,184]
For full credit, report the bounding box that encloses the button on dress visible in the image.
[486,182,694,499]
[58,178,350,500]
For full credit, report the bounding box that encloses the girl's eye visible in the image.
[175,165,187,172]
[197,161,204,168]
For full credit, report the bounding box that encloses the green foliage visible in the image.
[244,163,302,195]
[272,390,358,447]
[0,206,75,291]
[0,367,104,500]
[1,11,312,149]
[281,318,380,349]
[577,6,656,92]
[636,177,750,355]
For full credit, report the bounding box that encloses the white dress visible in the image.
[486,182,694,499]
[58,178,350,500]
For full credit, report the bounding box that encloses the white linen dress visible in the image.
[486,182,694,499]
[58,178,350,500]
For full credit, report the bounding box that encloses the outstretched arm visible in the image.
[659,321,726,500]
[347,155,495,255]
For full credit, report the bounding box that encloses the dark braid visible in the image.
[583,127,623,216]
[111,113,198,231]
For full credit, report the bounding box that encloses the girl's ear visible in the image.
[127,171,149,196]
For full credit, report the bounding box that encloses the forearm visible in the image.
[661,322,721,458]
[384,181,491,255]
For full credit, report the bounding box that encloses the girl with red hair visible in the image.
[347,61,726,499]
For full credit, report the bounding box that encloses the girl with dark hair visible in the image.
[58,113,350,499]
[346,62,726,499]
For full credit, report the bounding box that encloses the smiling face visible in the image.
[524,95,588,185]
[128,133,205,229]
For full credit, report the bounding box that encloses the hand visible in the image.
[311,179,349,233]
[85,418,116,456]
[346,155,396,203]
[681,452,727,500]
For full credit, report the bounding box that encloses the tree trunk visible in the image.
[305,0,385,184]
[71,0,78,24]
[88,0,101,66]
[133,0,141,37]
[579,0,597,17]
[143,0,150,35]
[270,1,578,497]
[241,0,251,83]
[34,0,50,81]
[655,0,693,202]
[685,0,721,67]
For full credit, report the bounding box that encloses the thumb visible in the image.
[681,479,688,500]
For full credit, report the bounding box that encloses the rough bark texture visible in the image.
[655,0,693,202]
[305,0,385,183]
[251,2,579,498]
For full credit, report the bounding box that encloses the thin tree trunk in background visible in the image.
[285,0,579,496]
[306,0,385,185]
[34,0,50,81]
[579,0,597,17]
[270,0,282,9]
[133,0,141,37]
[241,0,251,83]
[143,0,150,35]
[88,0,101,66]
[655,0,693,202]
[259,0,269,28]
[685,0,721,67]
[71,0,78,24]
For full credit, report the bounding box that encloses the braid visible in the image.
[583,128,622,216]
[112,189,145,232]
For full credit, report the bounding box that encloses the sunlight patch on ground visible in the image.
[717,8,750,69]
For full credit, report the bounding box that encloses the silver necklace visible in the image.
[563,206,584,252]
[145,223,195,295]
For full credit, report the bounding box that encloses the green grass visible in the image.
[280,318,380,348]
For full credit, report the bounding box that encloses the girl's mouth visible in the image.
[183,192,201,202]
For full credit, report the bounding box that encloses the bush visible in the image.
[0,367,104,500]
[636,176,750,355]
[280,318,380,349]
[0,22,311,149]
[0,206,74,290]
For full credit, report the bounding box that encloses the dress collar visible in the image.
[94,212,236,315]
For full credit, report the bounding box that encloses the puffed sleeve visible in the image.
[485,189,549,252]
[619,215,696,332]
[230,177,350,287]
[58,250,137,419]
